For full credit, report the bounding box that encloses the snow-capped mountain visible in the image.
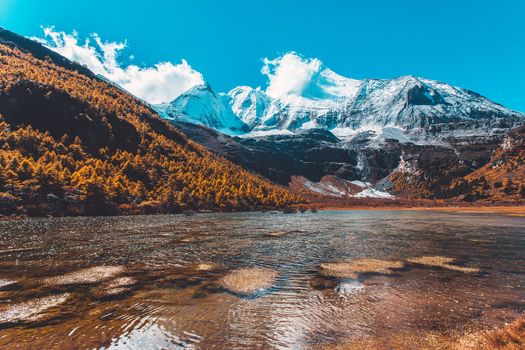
[154,60,523,139]
[155,57,523,201]
[227,86,272,129]
[155,83,247,133]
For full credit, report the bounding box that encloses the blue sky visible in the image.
[1,0,524,110]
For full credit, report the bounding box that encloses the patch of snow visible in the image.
[300,120,318,129]
[349,180,369,188]
[375,127,411,143]
[355,153,365,171]
[414,138,453,148]
[324,184,346,196]
[303,181,326,195]
[331,127,361,140]
[501,136,514,150]
[303,181,344,197]
[151,102,171,116]
[241,129,294,138]
[228,86,271,128]
[332,126,414,145]
[354,188,394,199]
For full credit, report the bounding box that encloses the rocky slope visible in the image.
[386,124,525,202]
[173,122,358,186]
[463,124,524,201]
[175,121,520,201]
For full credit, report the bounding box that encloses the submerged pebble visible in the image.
[407,256,480,273]
[288,229,308,234]
[177,236,213,244]
[220,268,279,296]
[194,263,217,271]
[265,231,288,237]
[336,281,364,296]
[320,258,405,279]
[0,293,70,324]
[42,266,125,286]
[92,277,136,297]
[0,279,15,288]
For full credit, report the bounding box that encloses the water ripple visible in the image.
[0,210,523,349]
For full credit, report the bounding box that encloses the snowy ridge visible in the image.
[154,55,523,141]
[155,83,247,135]
[228,86,272,128]
[227,74,523,134]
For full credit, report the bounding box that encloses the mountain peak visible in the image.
[160,82,247,134]
[228,86,272,128]
[182,82,215,96]
[153,54,523,137]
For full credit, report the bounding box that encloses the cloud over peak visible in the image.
[34,28,345,104]
[261,52,323,99]
[34,27,204,104]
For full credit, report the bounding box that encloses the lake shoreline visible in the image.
[1,204,524,221]
[315,205,525,215]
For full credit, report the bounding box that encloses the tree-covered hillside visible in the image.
[0,42,300,215]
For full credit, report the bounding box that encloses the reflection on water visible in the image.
[0,210,523,349]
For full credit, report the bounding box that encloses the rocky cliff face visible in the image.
[172,119,523,202]
[172,122,358,186]
[461,124,525,201]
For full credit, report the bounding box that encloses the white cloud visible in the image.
[33,27,204,104]
[261,52,322,99]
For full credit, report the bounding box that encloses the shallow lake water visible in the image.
[0,210,524,349]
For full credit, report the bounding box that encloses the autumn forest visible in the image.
[0,43,300,215]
